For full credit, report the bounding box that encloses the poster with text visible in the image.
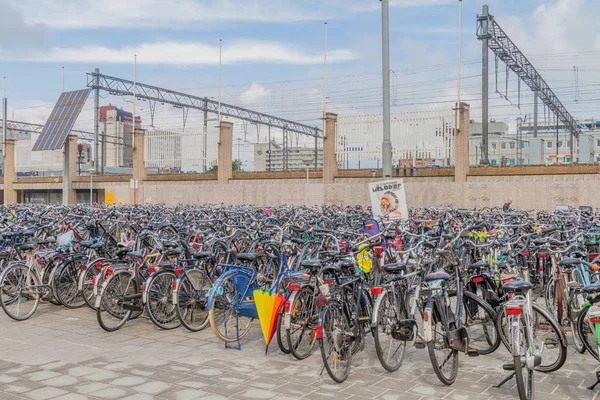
[369,179,408,220]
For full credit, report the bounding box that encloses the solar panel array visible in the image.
[32,89,92,151]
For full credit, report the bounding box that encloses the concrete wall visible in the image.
[90,176,599,210]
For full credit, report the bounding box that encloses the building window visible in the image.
[491,159,497,165]
[501,143,506,150]
[597,139,600,147]
[492,143,497,150]
[510,159,515,165]
[518,159,524,165]
[509,142,515,149]
[547,141,553,148]
[557,141,562,147]
[519,142,525,149]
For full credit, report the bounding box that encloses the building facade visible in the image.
[254,142,323,171]
[99,106,138,168]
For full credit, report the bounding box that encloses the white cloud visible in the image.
[8,0,457,30]
[240,83,272,104]
[0,40,358,65]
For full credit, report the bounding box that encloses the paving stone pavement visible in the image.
[1,305,599,400]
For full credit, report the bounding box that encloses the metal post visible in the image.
[90,173,93,205]
[63,141,70,205]
[381,0,392,178]
[218,39,222,125]
[102,120,107,175]
[2,97,6,160]
[94,67,100,172]
[203,98,208,172]
[314,133,318,170]
[556,113,559,159]
[62,66,65,92]
[533,92,538,138]
[268,126,271,171]
[481,5,489,164]
[457,0,462,137]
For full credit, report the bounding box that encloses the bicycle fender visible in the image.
[284,290,300,330]
[370,288,389,329]
[423,300,435,343]
[172,277,182,305]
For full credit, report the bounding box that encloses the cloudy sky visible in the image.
[0,0,599,164]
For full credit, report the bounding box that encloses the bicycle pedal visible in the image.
[502,362,515,371]
[414,340,426,349]
[466,348,479,357]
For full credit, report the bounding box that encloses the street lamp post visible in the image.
[302,158,312,184]
[87,168,95,206]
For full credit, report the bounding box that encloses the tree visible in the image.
[207,159,244,173]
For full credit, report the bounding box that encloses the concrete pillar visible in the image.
[3,140,17,204]
[217,121,233,184]
[454,102,470,183]
[65,135,77,205]
[322,113,338,184]
[132,128,146,203]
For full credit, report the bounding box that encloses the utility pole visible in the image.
[62,66,65,92]
[457,0,462,138]
[2,77,7,170]
[94,67,100,173]
[481,5,489,164]
[381,0,392,178]
[533,92,538,138]
[203,98,208,172]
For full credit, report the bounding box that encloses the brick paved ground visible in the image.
[0,304,599,400]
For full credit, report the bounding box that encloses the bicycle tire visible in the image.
[208,274,254,342]
[448,290,500,355]
[319,301,352,383]
[372,290,407,372]
[276,306,290,354]
[0,263,41,321]
[96,270,135,332]
[426,299,458,386]
[514,354,535,400]
[53,261,85,309]
[576,305,599,360]
[287,286,318,360]
[496,302,567,373]
[81,259,104,310]
[146,270,180,330]
[175,270,210,332]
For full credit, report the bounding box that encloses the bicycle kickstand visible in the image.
[588,371,600,390]
[494,372,515,389]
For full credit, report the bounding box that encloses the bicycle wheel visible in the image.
[319,301,352,383]
[448,291,500,355]
[81,260,103,310]
[276,305,291,354]
[514,353,535,400]
[0,263,41,321]
[146,270,180,330]
[208,274,254,342]
[53,261,85,309]
[96,270,135,332]
[425,299,458,385]
[176,269,210,332]
[576,305,599,360]
[372,290,407,372]
[496,302,567,373]
[287,287,318,360]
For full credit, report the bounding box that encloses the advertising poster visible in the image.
[369,179,408,220]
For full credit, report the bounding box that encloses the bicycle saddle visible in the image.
[383,263,407,272]
[15,243,36,251]
[424,269,452,281]
[236,252,258,262]
[164,248,181,257]
[583,281,600,294]
[126,250,144,259]
[162,240,179,249]
[468,261,488,270]
[502,279,533,293]
[559,257,582,267]
[193,251,212,259]
[300,259,323,269]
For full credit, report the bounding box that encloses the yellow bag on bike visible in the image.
[356,244,372,273]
